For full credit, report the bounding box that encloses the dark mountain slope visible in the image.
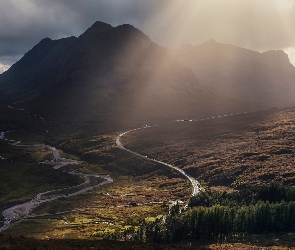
[0,36,77,101]
[1,24,295,130]
[174,41,295,108]
[0,22,239,128]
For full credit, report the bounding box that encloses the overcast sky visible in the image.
[0,0,295,73]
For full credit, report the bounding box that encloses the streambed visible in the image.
[0,132,113,233]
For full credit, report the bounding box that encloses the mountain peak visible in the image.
[90,21,113,30]
[116,23,136,30]
[79,21,113,39]
[199,39,218,46]
[115,24,146,35]
[36,37,52,47]
[262,49,288,58]
[206,39,217,44]
[40,37,52,42]
[262,50,291,65]
[112,23,151,42]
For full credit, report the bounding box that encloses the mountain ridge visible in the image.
[173,41,295,108]
[0,22,222,127]
[0,22,294,128]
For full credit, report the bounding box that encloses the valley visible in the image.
[0,19,295,249]
[0,105,191,240]
[1,104,295,248]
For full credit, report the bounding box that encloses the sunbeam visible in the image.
[143,0,295,55]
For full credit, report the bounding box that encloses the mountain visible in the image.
[1,23,293,130]
[173,40,295,108]
[0,22,239,128]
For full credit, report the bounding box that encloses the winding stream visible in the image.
[0,130,113,233]
[0,106,248,233]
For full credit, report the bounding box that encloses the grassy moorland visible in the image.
[122,107,295,190]
[4,135,190,239]
[0,105,191,242]
[2,105,295,249]
[105,107,295,248]
[0,142,83,206]
[0,106,84,227]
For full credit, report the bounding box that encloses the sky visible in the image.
[0,0,295,73]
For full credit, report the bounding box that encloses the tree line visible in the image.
[144,200,295,243]
[105,183,295,243]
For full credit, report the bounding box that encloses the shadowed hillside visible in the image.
[174,41,295,109]
[1,23,295,130]
[0,22,252,129]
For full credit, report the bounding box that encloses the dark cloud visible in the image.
[0,1,164,58]
[0,0,294,72]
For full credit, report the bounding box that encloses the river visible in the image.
[0,131,113,233]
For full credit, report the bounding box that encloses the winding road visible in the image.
[116,111,249,197]
[0,105,249,233]
[116,125,201,196]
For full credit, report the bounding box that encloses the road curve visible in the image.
[116,112,250,197]
[116,125,201,196]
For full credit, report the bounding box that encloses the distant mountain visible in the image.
[0,22,240,127]
[173,40,295,108]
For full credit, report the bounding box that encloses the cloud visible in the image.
[0,0,294,68]
[284,48,295,66]
[0,0,160,58]
[0,63,10,73]
[0,54,22,73]
[144,0,295,50]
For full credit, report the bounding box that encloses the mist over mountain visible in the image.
[174,40,295,109]
[1,19,295,247]
[0,22,294,128]
[0,22,238,126]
